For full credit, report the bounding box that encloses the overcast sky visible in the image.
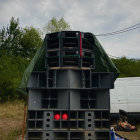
[0,0,140,58]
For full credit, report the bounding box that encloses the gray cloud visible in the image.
[0,0,140,58]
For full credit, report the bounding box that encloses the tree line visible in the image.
[112,57,140,77]
[0,17,139,102]
[0,17,42,102]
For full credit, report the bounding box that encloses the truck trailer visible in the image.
[21,31,119,140]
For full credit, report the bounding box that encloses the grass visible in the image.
[0,100,25,140]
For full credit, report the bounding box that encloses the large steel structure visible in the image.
[26,31,114,140]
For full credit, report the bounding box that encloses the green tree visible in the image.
[20,27,43,59]
[44,17,71,33]
[0,54,29,102]
[0,17,43,102]
[0,17,22,56]
[0,17,43,58]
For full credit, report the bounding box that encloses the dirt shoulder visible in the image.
[116,130,140,140]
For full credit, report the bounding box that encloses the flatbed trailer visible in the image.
[24,31,118,140]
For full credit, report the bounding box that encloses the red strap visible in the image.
[80,33,83,58]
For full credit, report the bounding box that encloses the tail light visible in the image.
[62,113,68,120]
[54,114,60,120]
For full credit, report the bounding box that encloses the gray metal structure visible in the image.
[26,31,114,140]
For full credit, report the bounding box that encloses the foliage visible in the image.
[0,54,29,102]
[112,57,140,77]
[0,17,43,102]
[20,27,43,59]
[0,17,42,58]
[44,17,71,33]
[0,17,22,56]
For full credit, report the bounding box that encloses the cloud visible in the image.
[0,0,140,58]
